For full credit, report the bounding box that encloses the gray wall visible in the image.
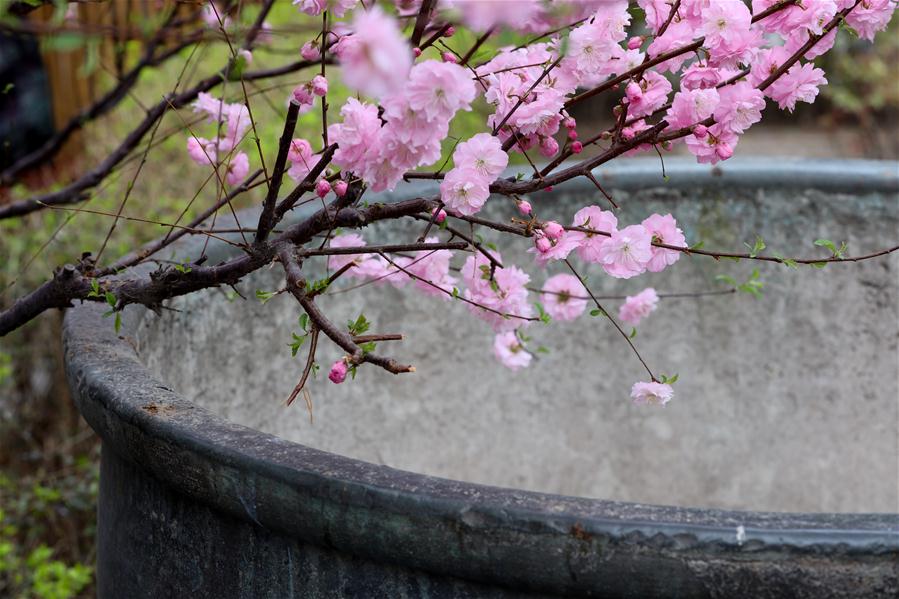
[134,159,899,514]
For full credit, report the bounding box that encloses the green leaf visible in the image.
[536,346,550,354]
[1,83,13,95]
[347,313,370,336]
[688,240,705,251]
[535,302,551,324]
[256,289,276,304]
[589,308,606,317]
[629,328,637,339]
[359,341,377,354]
[298,313,309,331]
[744,235,766,258]
[104,291,116,308]
[114,313,122,334]
[289,333,308,357]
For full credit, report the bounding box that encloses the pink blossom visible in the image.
[571,141,583,154]
[518,200,532,216]
[315,179,331,198]
[404,236,457,298]
[540,274,588,321]
[618,288,659,326]
[225,152,249,186]
[329,360,348,384]
[844,0,894,41]
[327,233,377,277]
[440,168,490,216]
[597,224,653,279]
[433,208,446,224]
[701,1,759,68]
[646,20,695,73]
[406,60,475,121]
[187,136,215,165]
[336,7,411,99]
[292,84,315,112]
[630,381,674,406]
[680,62,723,90]
[642,213,685,272]
[311,75,328,97]
[493,332,532,371]
[287,138,316,182]
[334,180,348,197]
[529,231,578,267]
[462,254,533,333]
[568,205,618,263]
[442,51,457,64]
[714,81,765,133]
[542,221,564,241]
[301,41,320,61]
[452,133,508,181]
[294,0,357,18]
[666,88,720,130]
[327,99,381,174]
[685,123,739,164]
[767,62,827,113]
[624,71,672,119]
[539,136,559,158]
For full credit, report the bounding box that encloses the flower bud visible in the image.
[442,52,457,64]
[311,75,328,97]
[518,200,532,216]
[563,117,576,130]
[413,47,422,57]
[543,221,564,241]
[433,207,447,223]
[571,141,583,154]
[692,124,708,138]
[292,85,314,107]
[328,360,348,384]
[316,179,332,198]
[715,143,734,161]
[567,128,578,141]
[444,26,456,37]
[238,49,253,65]
[301,41,320,61]
[333,180,348,197]
[539,136,559,158]
[627,36,643,50]
[535,236,552,253]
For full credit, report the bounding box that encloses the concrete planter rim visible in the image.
[64,158,899,595]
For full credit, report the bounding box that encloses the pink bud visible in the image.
[539,136,559,158]
[567,128,578,141]
[292,85,314,106]
[625,81,642,104]
[328,360,348,384]
[563,117,576,130]
[316,179,332,198]
[518,200,532,216]
[301,41,320,61]
[433,207,447,223]
[535,236,552,253]
[627,36,642,50]
[692,124,708,138]
[571,141,583,154]
[715,143,734,161]
[238,49,253,65]
[333,180,348,197]
[543,221,564,241]
[444,26,456,37]
[311,75,328,97]
[413,47,422,57]
[442,52,457,64]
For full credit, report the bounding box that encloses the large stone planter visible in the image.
[64,159,899,598]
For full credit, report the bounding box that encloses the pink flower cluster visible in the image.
[618,288,659,327]
[461,253,533,333]
[186,92,251,185]
[328,60,475,192]
[440,133,508,215]
[530,207,685,280]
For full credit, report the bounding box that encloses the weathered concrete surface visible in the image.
[134,158,899,514]
[64,159,899,599]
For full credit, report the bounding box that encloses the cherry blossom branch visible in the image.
[410,0,436,48]
[279,245,415,375]
[257,101,302,243]
[564,260,656,382]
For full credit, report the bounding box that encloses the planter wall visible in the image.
[64,158,899,598]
